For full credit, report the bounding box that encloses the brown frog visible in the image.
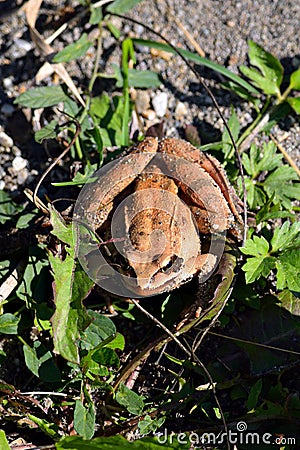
[75,137,243,297]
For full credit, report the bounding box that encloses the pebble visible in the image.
[17,168,29,185]
[12,156,27,171]
[1,103,15,116]
[152,92,168,118]
[135,90,150,114]
[0,166,5,178]
[142,109,156,120]
[3,77,13,90]
[0,180,5,190]
[175,101,188,119]
[0,131,13,148]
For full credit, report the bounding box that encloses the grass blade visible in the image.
[132,38,260,95]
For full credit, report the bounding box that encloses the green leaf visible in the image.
[0,190,24,224]
[50,252,93,363]
[114,67,161,88]
[278,290,300,316]
[115,383,144,415]
[49,204,74,248]
[244,177,266,209]
[0,313,20,334]
[246,378,262,410]
[23,341,61,382]
[242,255,275,283]
[241,235,270,257]
[16,209,38,229]
[271,221,300,253]
[53,162,98,187]
[16,245,49,304]
[106,0,144,14]
[52,34,93,63]
[138,415,166,435]
[240,41,283,95]
[80,311,116,350]
[289,67,300,90]
[132,38,260,95]
[74,399,95,440]
[222,110,240,158]
[276,249,300,291]
[264,165,300,208]
[286,97,300,114]
[242,142,282,178]
[56,434,190,449]
[14,85,68,108]
[89,6,103,25]
[35,120,59,143]
[28,414,59,439]
[0,430,10,450]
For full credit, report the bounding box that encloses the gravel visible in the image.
[0,0,299,195]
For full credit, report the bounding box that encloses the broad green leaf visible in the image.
[241,235,270,257]
[264,165,300,208]
[0,313,20,334]
[28,414,59,439]
[222,110,240,158]
[74,399,95,440]
[0,190,24,224]
[242,142,282,178]
[14,85,68,108]
[35,120,59,143]
[114,67,161,88]
[278,290,300,316]
[23,341,61,382]
[49,204,74,248]
[50,254,92,363]
[132,38,260,95]
[246,378,262,410]
[271,221,300,253]
[23,344,39,377]
[289,67,300,90]
[115,383,144,415]
[16,245,49,304]
[0,430,10,450]
[240,41,283,95]
[52,34,93,63]
[287,97,300,114]
[106,0,144,14]
[16,209,38,229]
[52,162,98,187]
[89,6,103,25]
[276,250,300,291]
[80,311,116,350]
[138,414,165,435]
[242,255,275,283]
[56,434,190,449]
[245,177,266,209]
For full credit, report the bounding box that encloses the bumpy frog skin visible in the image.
[75,137,243,297]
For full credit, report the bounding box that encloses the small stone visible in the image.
[142,109,156,120]
[175,101,188,118]
[0,180,5,190]
[17,168,29,185]
[0,166,5,178]
[0,131,14,148]
[226,20,235,27]
[12,146,21,156]
[12,156,27,171]
[135,90,150,114]
[1,103,15,116]
[152,92,168,118]
[3,78,13,89]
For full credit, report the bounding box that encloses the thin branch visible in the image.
[270,133,300,177]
